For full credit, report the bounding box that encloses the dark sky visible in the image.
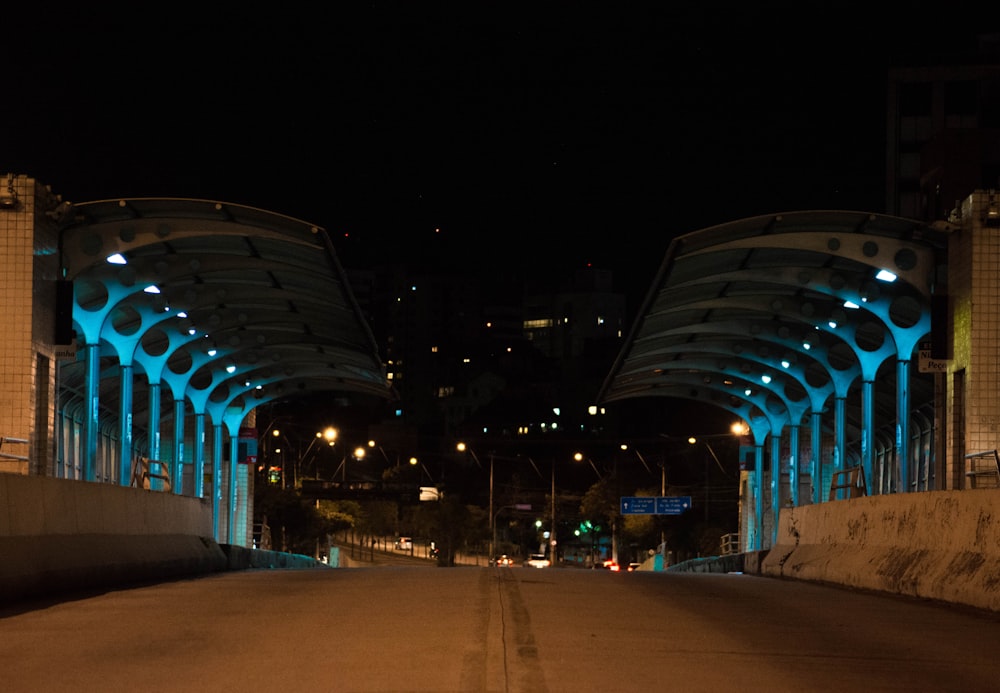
[4,4,992,300]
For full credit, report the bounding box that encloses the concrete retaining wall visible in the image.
[0,473,227,603]
[761,488,1000,612]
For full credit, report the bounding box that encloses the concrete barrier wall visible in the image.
[0,473,227,603]
[761,488,1000,612]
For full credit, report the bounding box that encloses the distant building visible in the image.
[885,35,1000,220]
[354,260,626,449]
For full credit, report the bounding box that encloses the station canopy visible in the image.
[597,210,950,450]
[57,198,391,437]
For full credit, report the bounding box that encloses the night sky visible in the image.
[4,5,991,303]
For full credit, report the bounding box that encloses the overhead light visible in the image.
[875,269,897,283]
[843,300,860,309]
[106,253,127,265]
[143,285,161,294]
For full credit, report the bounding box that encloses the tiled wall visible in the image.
[0,175,62,475]
[946,191,1000,489]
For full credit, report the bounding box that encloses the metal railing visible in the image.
[719,532,740,556]
[0,436,29,461]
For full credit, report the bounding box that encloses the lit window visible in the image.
[524,318,553,329]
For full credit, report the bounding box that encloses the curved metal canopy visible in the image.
[597,210,949,455]
[57,198,391,440]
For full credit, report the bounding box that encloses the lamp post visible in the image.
[457,442,494,558]
[299,426,338,481]
[550,459,556,563]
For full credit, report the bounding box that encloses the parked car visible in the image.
[492,554,514,566]
[525,553,551,568]
[394,536,413,550]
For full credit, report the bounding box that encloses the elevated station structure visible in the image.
[0,174,391,545]
[598,191,1000,551]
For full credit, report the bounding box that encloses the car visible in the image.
[493,554,514,566]
[599,559,621,572]
[525,553,550,568]
[627,562,642,572]
[394,536,413,551]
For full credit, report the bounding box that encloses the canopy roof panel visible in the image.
[58,198,391,435]
[598,210,949,449]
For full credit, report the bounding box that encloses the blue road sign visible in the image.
[620,496,692,515]
[620,496,656,514]
[655,496,692,515]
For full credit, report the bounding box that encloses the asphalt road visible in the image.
[3,566,999,692]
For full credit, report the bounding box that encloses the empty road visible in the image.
[3,565,998,692]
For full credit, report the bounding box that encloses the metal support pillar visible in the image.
[83,343,99,482]
[118,363,133,486]
[194,413,206,498]
[862,380,874,494]
[896,359,911,492]
[811,410,822,504]
[173,398,185,494]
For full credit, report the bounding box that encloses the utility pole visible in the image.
[550,461,556,563]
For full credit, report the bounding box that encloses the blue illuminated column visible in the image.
[194,413,206,498]
[173,398,185,494]
[896,359,911,492]
[118,363,133,486]
[228,434,239,544]
[861,379,874,494]
[810,410,822,504]
[752,444,763,550]
[833,396,846,498]
[770,435,781,547]
[212,423,224,541]
[147,382,162,490]
[83,343,100,482]
[788,424,800,507]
